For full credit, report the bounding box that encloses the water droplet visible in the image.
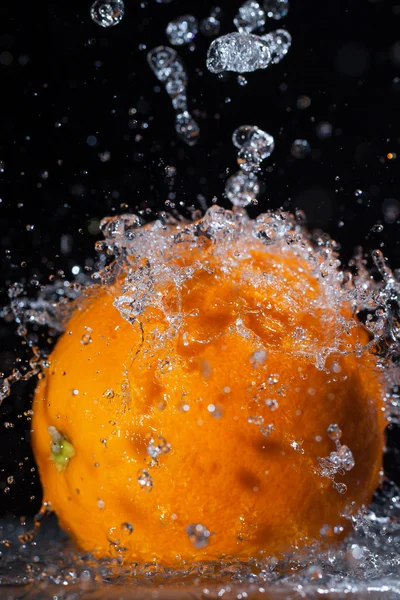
[338,445,355,471]
[225,171,260,207]
[290,138,311,159]
[147,436,171,458]
[234,1,266,33]
[316,121,333,139]
[200,16,221,37]
[166,15,198,46]
[248,415,264,425]
[327,423,342,441]
[250,349,268,365]
[137,469,154,491]
[265,399,279,411]
[207,32,271,74]
[207,403,223,418]
[237,75,248,86]
[90,0,125,27]
[148,46,199,146]
[121,522,134,534]
[186,523,211,548]
[290,440,304,453]
[333,482,348,495]
[97,498,105,509]
[237,146,262,172]
[260,423,274,436]
[261,29,292,64]
[263,0,289,20]
[232,125,275,159]
[80,333,92,345]
[147,46,178,82]
[175,111,200,146]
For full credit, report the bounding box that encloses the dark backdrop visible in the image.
[1,0,399,516]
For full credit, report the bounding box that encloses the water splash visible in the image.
[1,481,399,595]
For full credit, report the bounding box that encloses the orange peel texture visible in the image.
[32,210,386,566]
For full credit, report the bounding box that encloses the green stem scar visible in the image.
[48,426,75,472]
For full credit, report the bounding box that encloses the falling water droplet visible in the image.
[261,29,292,64]
[234,1,266,33]
[263,0,289,20]
[90,0,125,27]
[148,46,200,146]
[290,138,311,159]
[225,171,260,207]
[166,15,198,46]
[232,125,275,159]
[200,16,221,37]
[207,33,271,74]
[175,111,200,146]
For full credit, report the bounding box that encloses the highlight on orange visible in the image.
[31,207,386,566]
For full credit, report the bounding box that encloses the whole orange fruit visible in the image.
[31,209,386,566]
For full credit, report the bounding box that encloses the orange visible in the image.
[31,213,386,566]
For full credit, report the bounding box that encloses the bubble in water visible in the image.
[166,15,198,46]
[200,16,221,37]
[225,171,260,207]
[290,138,311,159]
[232,125,275,159]
[186,523,211,548]
[237,75,248,86]
[206,33,271,74]
[263,0,289,20]
[137,469,154,491]
[148,46,199,146]
[147,436,171,459]
[261,29,292,64]
[90,0,125,27]
[234,1,266,33]
[175,111,200,146]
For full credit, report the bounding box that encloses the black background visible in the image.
[1,0,399,516]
